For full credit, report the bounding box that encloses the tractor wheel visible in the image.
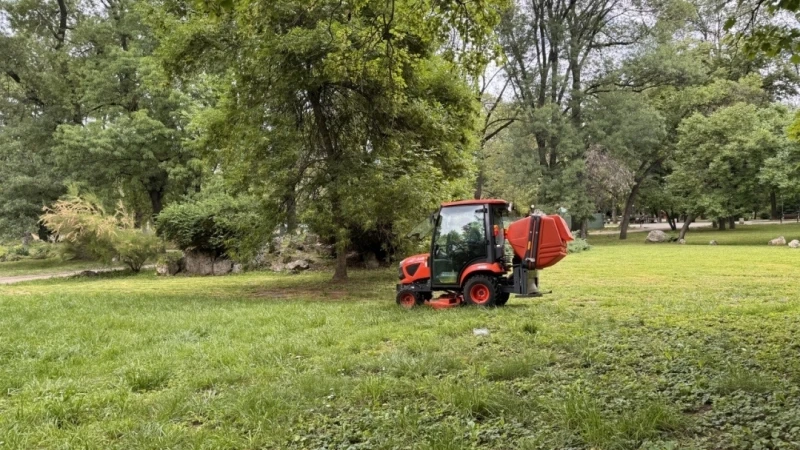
[496,292,510,306]
[396,290,423,309]
[464,275,500,307]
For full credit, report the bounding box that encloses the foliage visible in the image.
[40,194,163,272]
[155,189,264,261]
[567,238,592,254]
[669,103,790,222]
[2,229,800,447]
[150,0,505,279]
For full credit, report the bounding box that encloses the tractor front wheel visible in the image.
[464,275,501,307]
[396,289,423,309]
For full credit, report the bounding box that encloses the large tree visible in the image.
[150,0,504,280]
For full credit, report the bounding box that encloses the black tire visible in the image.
[496,292,510,306]
[396,289,423,309]
[463,275,501,307]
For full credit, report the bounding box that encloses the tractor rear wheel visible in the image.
[396,289,423,309]
[464,275,501,307]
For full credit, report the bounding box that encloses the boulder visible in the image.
[709,240,718,245]
[678,239,686,245]
[156,258,182,276]
[286,259,310,271]
[184,250,214,275]
[645,230,668,243]
[768,236,786,246]
[364,252,381,269]
[213,258,233,275]
[789,240,800,249]
[232,263,244,273]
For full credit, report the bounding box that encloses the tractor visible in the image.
[396,199,573,308]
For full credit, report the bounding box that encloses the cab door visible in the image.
[430,205,489,287]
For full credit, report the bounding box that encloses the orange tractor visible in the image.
[396,199,573,308]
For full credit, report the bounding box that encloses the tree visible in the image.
[497,0,647,216]
[584,91,668,238]
[150,0,505,280]
[0,0,201,235]
[669,102,788,234]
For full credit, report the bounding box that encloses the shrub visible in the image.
[568,238,592,254]
[41,194,164,272]
[156,191,265,260]
[0,245,7,262]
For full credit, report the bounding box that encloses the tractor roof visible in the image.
[441,199,508,207]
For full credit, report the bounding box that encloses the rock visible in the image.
[709,240,718,245]
[183,250,214,275]
[269,262,285,272]
[155,257,182,276]
[212,258,233,275]
[739,218,745,225]
[645,230,668,243]
[286,259,310,272]
[364,252,380,269]
[678,239,686,245]
[768,236,786,246]
[473,328,490,337]
[232,263,243,273]
[789,240,800,249]
[304,233,319,245]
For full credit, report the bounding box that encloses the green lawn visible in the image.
[591,222,800,246]
[1,225,800,449]
[0,258,112,277]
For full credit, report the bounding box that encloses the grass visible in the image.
[1,224,800,448]
[0,257,113,277]
[591,222,800,246]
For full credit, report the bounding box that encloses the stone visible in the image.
[364,252,380,269]
[768,236,786,246]
[709,240,718,245]
[286,259,310,271]
[269,261,286,272]
[789,240,800,249]
[155,259,181,276]
[678,239,686,245]
[232,263,244,273]
[212,258,233,275]
[645,230,668,243]
[183,250,214,275]
[473,328,490,337]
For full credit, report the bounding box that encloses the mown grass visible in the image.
[0,258,112,277]
[592,222,800,246]
[1,224,800,448]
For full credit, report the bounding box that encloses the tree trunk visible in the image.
[333,244,348,281]
[619,182,642,240]
[718,218,726,231]
[679,215,694,240]
[770,191,778,219]
[474,169,484,200]
[149,189,164,216]
[580,219,588,239]
[611,203,618,224]
[667,212,677,231]
[728,216,736,229]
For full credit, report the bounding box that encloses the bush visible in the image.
[568,238,592,254]
[41,194,164,272]
[0,245,7,262]
[156,191,265,260]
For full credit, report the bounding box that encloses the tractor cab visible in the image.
[396,199,573,308]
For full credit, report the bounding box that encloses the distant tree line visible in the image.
[1,0,799,279]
